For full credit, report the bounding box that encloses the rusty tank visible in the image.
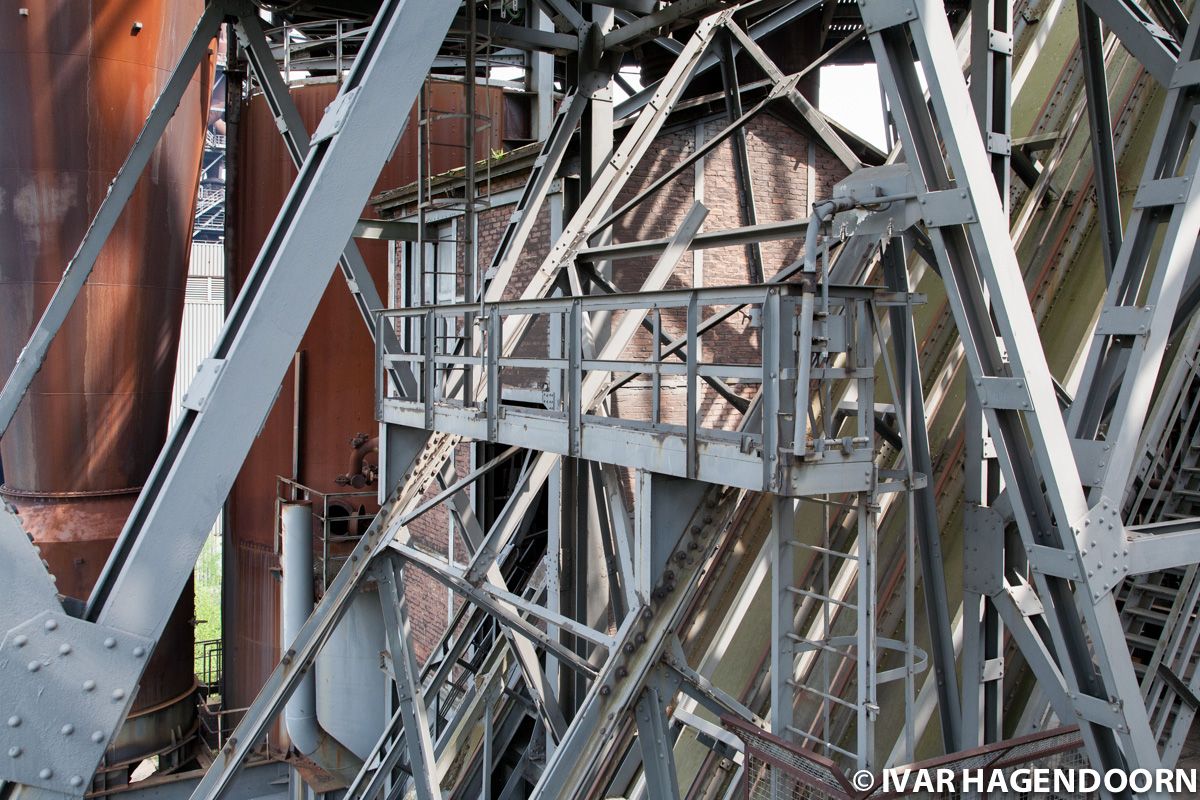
[224,76,517,743]
[0,0,209,769]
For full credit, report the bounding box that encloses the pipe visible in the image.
[337,435,379,488]
[803,198,852,274]
[281,502,363,783]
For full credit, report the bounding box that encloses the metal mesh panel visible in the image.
[725,716,1090,800]
[733,720,853,800]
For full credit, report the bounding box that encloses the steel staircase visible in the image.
[1120,315,1200,765]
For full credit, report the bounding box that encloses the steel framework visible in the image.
[4,1,1200,799]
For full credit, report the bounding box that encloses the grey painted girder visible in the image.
[861,0,1164,784]
[663,637,762,726]
[449,13,579,53]
[724,20,863,172]
[602,0,729,50]
[390,541,612,667]
[961,0,1010,753]
[0,2,225,439]
[614,0,828,117]
[373,556,441,800]
[528,481,739,798]
[770,496,797,745]
[634,680,682,800]
[86,0,460,636]
[881,243,961,752]
[534,0,587,31]
[717,28,765,283]
[1083,0,1181,85]
[1078,5,1124,278]
[232,11,414,398]
[1069,16,1200,507]
[11,0,464,792]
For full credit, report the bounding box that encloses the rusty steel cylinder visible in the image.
[0,0,209,761]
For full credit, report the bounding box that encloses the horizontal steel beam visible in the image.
[577,217,809,261]
[450,13,579,52]
[352,218,420,240]
[1126,519,1200,574]
[380,399,873,496]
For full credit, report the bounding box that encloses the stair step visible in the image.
[1129,581,1180,599]
[1127,633,1163,651]
[1123,605,1170,622]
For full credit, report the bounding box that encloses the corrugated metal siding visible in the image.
[172,243,226,427]
[188,240,225,277]
[173,242,226,541]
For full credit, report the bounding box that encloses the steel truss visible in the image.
[6,1,1200,799]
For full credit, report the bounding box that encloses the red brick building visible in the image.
[373,97,863,663]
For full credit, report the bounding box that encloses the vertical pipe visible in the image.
[281,504,364,782]
[292,351,304,491]
[281,502,319,757]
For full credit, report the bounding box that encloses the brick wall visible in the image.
[386,108,850,665]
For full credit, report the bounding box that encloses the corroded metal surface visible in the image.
[223,77,510,718]
[0,0,207,742]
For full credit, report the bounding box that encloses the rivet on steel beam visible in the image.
[83,680,96,692]
[59,643,71,656]
[91,731,105,743]
[44,619,57,631]
[70,776,84,788]
[61,724,74,736]
[103,638,116,649]
[133,646,146,658]
[27,661,39,673]
[7,747,20,758]
[8,716,20,728]
[39,768,52,780]
[112,688,125,701]
[14,635,27,647]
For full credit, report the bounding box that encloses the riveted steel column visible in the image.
[861,0,1164,782]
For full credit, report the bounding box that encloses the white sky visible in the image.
[818,64,887,150]
[493,61,891,152]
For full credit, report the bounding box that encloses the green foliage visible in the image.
[193,533,222,669]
